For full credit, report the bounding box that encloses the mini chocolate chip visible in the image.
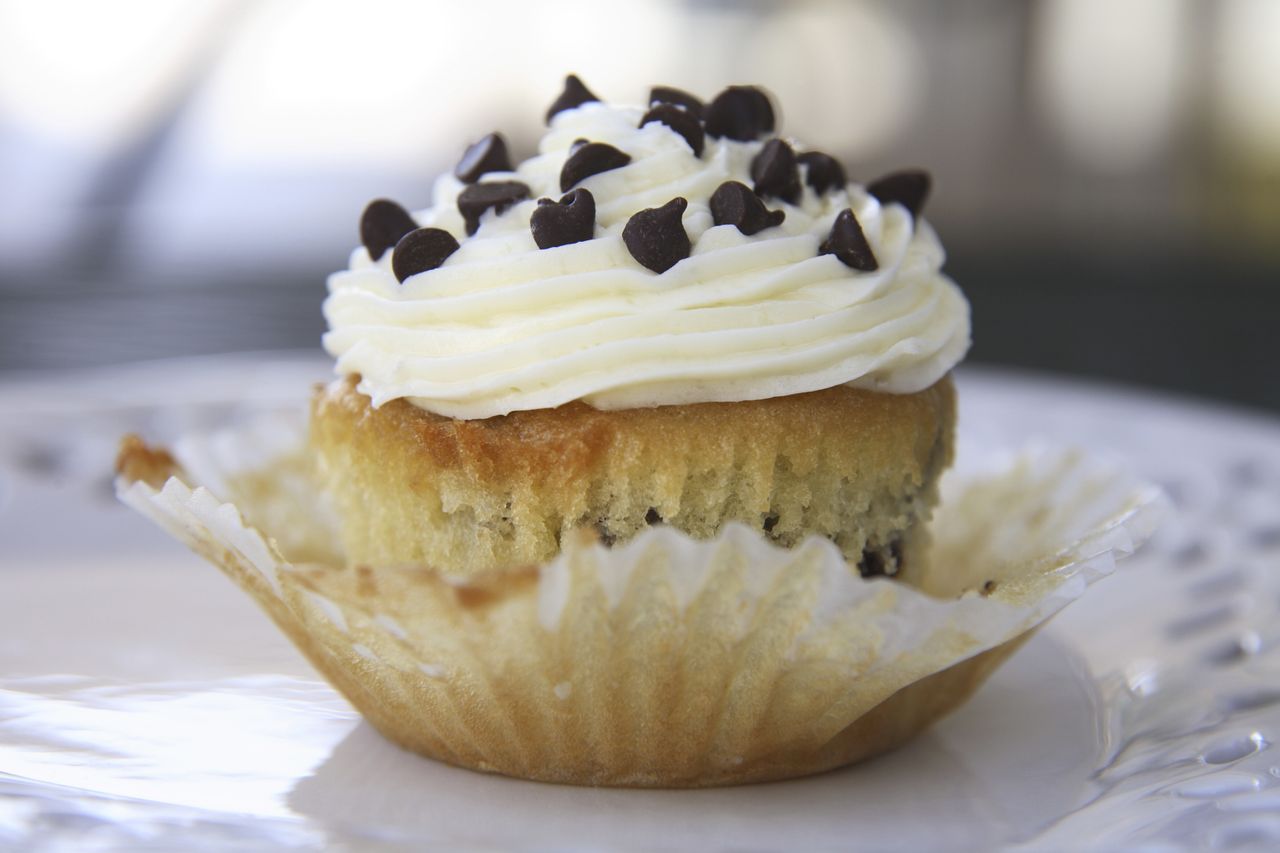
[981,580,997,596]
[623,197,690,273]
[456,181,530,235]
[797,151,847,195]
[560,141,631,192]
[705,85,775,141]
[750,138,801,203]
[819,208,878,271]
[360,199,418,261]
[391,228,459,282]
[866,169,932,217]
[645,507,663,525]
[860,540,903,579]
[545,74,599,124]
[860,547,888,578]
[762,513,779,533]
[710,181,785,235]
[454,133,512,183]
[649,85,704,119]
[530,188,595,249]
[640,103,704,156]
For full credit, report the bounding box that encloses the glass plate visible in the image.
[2,355,1278,851]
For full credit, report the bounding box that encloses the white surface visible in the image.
[1,356,1279,851]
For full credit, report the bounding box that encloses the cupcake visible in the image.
[116,76,1163,788]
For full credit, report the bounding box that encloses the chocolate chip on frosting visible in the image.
[391,227,459,282]
[530,188,596,249]
[559,141,631,192]
[750,138,801,203]
[649,85,704,119]
[866,169,932,218]
[705,85,775,141]
[820,208,878,271]
[360,199,418,261]
[456,181,531,235]
[710,181,785,235]
[623,197,690,273]
[640,103,704,157]
[797,151,847,195]
[545,74,599,124]
[454,133,512,183]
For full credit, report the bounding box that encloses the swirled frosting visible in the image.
[323,98,969,419]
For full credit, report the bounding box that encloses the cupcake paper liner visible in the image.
[117,414,1165,787]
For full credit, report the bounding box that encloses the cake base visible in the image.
[310,376,956,581]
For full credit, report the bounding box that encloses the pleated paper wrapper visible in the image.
[116,413,1165,787]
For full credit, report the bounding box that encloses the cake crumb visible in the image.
[114,434,179,488]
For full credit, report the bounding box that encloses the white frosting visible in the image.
[323,101,970,419]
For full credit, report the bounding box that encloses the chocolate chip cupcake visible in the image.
[116,77,1167,788]
[317,76,969,585]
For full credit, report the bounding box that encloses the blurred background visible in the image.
[1,0,1277,410]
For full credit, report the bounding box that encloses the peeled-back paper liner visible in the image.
[117,413,1166,787]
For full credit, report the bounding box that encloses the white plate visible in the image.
[2,355,1279,851]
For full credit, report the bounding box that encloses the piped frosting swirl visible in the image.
[323,83,969,419]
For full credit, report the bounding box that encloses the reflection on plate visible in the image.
[2,356,1279,850]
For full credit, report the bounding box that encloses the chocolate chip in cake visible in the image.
[454,133,513,183]
[710,181,785,235]
[560,141,631,192]
[858,540,903,579]
[391,227,460,282]
[705,85,775,141]
[640,103,705,157]
[860,547,889,578]
[530,188,596,249]
[866,169,932,218]
[750,138,801,203]
[623,197,690,273]
[649,85,704,119]
[545,74,599,124]
[797,151,847,195]
[820,208,878,271]
[360,199,418,261]
[645,507,663,525]
[456,180,531,235]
